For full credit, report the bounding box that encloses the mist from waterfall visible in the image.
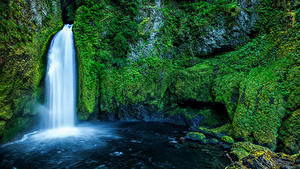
[45,24,76,129]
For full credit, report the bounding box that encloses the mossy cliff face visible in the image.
[73,0,299,153]
[73,0,258,120]
[0,0,62,141]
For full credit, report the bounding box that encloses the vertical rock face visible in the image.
[128,0,163,61]
[0,0,62,141]
[73,0,299,154]
[128,0,258,61]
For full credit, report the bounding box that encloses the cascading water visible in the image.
[45,24,76,129]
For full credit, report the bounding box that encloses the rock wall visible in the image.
[0,0,62,141]
[73,0,299,153]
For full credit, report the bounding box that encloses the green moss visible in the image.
[198,123,233,138]
[210,138,219,144]
[227,149,299,169]
[211,24,299,150]
[169,108,228,128]
[100,56,173,117]
[278,109,300,154]
[221,136,234,144]
[169,63,214,102]
[186,132,207,144]
[230,142,270,160]
[0,121,6,135]
[73,1,140,119]
[0,105,13,120]
[0,0,62,140]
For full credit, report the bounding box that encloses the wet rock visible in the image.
[230,142,269,160]
[209,138,219,145]
[221,136,234,144]
[226,150,299,169]
[185,132,207,144]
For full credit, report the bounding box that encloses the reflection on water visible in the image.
[0,122,230,169]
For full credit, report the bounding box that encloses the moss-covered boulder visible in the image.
[230,142,270,160]
[197,123,233,139]
[221,136,235,144]
[186,132,207,144]
[226,149,299,169]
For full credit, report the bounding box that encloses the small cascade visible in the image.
[45,24,76,128]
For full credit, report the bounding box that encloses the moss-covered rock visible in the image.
[186,132,207,144]
[278,109,300,154]
[226,149,299,169]
[210,138,219,145]
[0,0,62,142]
[43,0,300,155]
[197,123,233,139]
[169,63,214,103]
[230,142,270,160]
[221,136,235,144]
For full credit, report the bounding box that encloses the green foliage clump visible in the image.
[278,109,300,154]
[198,123,233,138]
[221,135,234,144]
[186,132,207,144]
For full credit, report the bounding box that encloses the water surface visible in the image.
[0,122,230,169]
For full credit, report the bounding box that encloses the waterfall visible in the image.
[45,24,76,129]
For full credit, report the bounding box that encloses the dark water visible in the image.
[0,122,230,169]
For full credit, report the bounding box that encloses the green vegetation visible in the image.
[71,0,299,153]
[0,0,62,141]
[0,0,298,158]
[230,142,270,160]
[186,132,207,144]
[73,0,141,119]
[227,143,299,169]
[221,136,234,144]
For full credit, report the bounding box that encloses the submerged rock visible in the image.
[209,138,219,145]
[186,132,207,144]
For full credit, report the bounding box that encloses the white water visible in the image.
[45,24,76,129]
